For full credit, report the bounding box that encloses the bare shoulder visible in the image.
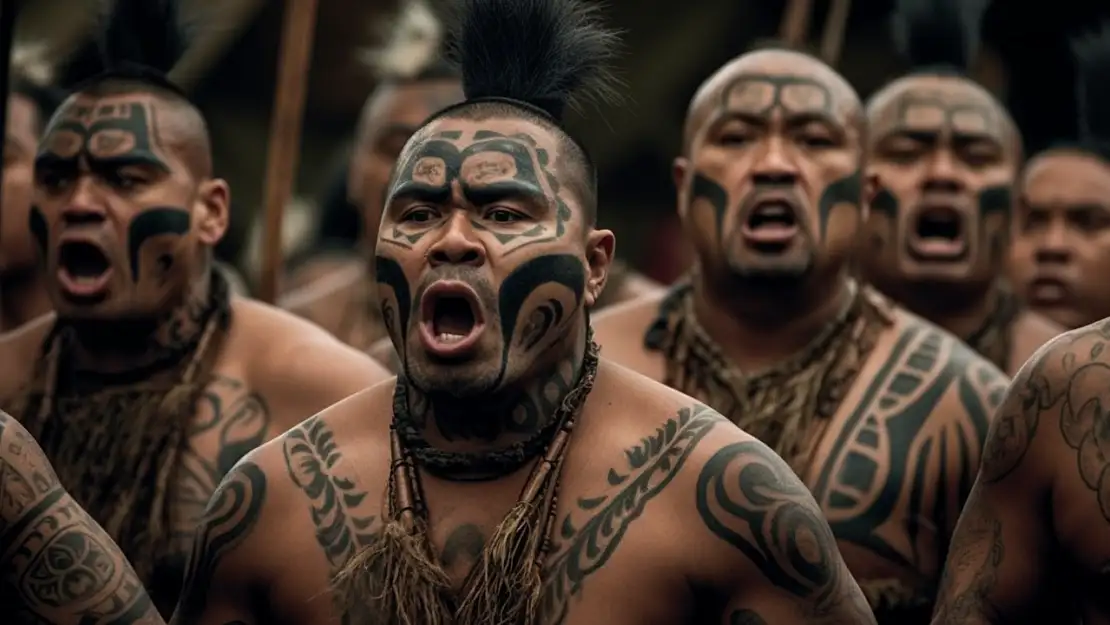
[0,314,54,405]
[589,291,667,379]
[367,336,400,373]
[231,298,391,426]
[280,259,364,324]
[1008,309,1067,373]
[978,318,1110,486]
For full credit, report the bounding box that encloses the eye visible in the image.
[485,207,525,223]
[36,170,71,191]
[402,207,438,223]
[108,172,145,189]
[718,133,749,146]
[800,135,836,148]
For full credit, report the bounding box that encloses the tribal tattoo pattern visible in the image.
[0,412,159,625]
[379,129,571,256]
[809,319,1003,574]
[283,417,377,572]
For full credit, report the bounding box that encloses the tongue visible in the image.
[433,297,475,338]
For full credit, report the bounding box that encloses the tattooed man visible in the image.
[170,0,873,624]
[283,0,661,359]
[930,24,1110,625]
[589,44,1008,623]
[859,0,1062,375]
[1008,32,1110,330]
[0,0,389,616]
[2,46,63,332]
[0,410,164,625]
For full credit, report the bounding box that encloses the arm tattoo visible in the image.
[172,462,268,625]
[283,417,377,571]
[930,491,1006,624]
[0,412,159,625]
[174,376,270,546]
[696,440,842,607]
[540,404,724,624]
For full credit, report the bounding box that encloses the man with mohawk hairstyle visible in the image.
[858,0,1063,376]
[2,45,64,332]
[283,0,662,359]
[168,0,873,623]
[1008,32,1110,330]
[930,24,1110,625]
[0,409,164,625]
[0,0,389,616]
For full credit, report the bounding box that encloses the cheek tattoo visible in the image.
[817,168,863,239]
[127,208,191,281]
[690,173,729,246]
[493,253,586,385]
[977,185,1013,262]
[374,254,414,350]
[29,206,48,261]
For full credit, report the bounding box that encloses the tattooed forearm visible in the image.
[172,462,268,624]
[0,412,160,625]
[283,417,377,571]
[696,438,867,619]
[539,404,723,624]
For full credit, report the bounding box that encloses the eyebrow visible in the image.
[879,127,1001,143]
[388,181,452,206]
[33,151,169,172]
[461,180,549,209]
[717,110,841,128]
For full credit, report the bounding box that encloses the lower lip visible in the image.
[740,224,798,244]
[908,238,966,259]
[1028,281,1068,304]
[57,268,113,297]
[418,321,485,358]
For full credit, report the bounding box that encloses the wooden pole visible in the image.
[779,0,813,48]
[820,0,852,66]
[257,0,320,304]
[0,0,22,312]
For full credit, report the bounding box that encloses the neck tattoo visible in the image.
[393,329,598,480]
[963,283,1020,371]
[645,275,892,471]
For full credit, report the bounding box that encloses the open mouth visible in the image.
[419,282,486,358]
[908,205,967,260]
[740,201,800,249]
[1027,276,1070,305]
[56,241,113,297]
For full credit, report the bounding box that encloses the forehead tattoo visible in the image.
[719,73,835,117]
[882,90,1003,139]
[37,101,168,170]
[382,129,572,256]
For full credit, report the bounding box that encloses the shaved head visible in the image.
[683,49,863,155]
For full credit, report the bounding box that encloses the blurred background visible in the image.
[13,0,1110,288]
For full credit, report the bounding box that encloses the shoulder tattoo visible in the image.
[0,412,158,625]
[283,416,377,572]
[174,460,268,624]
[982,321,1110,521]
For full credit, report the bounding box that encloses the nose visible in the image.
[750,136,800,187]
[1033,220,1071,265]
[60,179,107,226]
[427,211,486,267]
[921,150,963,193]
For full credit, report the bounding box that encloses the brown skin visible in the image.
[0,89,390,600]
[860,74,1061,375]
[0,409,165,625]
[283,78,661,352]
[929,319,1110,625]
[1009,149,1110,330]
[590,49,1009,610]
[1,94,53,332]
[169,114,873,625]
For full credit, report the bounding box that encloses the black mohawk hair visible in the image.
[1072,23,1110,147]
[72,0,191,94]
[446,0,622,121]
[890,0,989,72]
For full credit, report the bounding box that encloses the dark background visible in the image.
[15,0,1110,285]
